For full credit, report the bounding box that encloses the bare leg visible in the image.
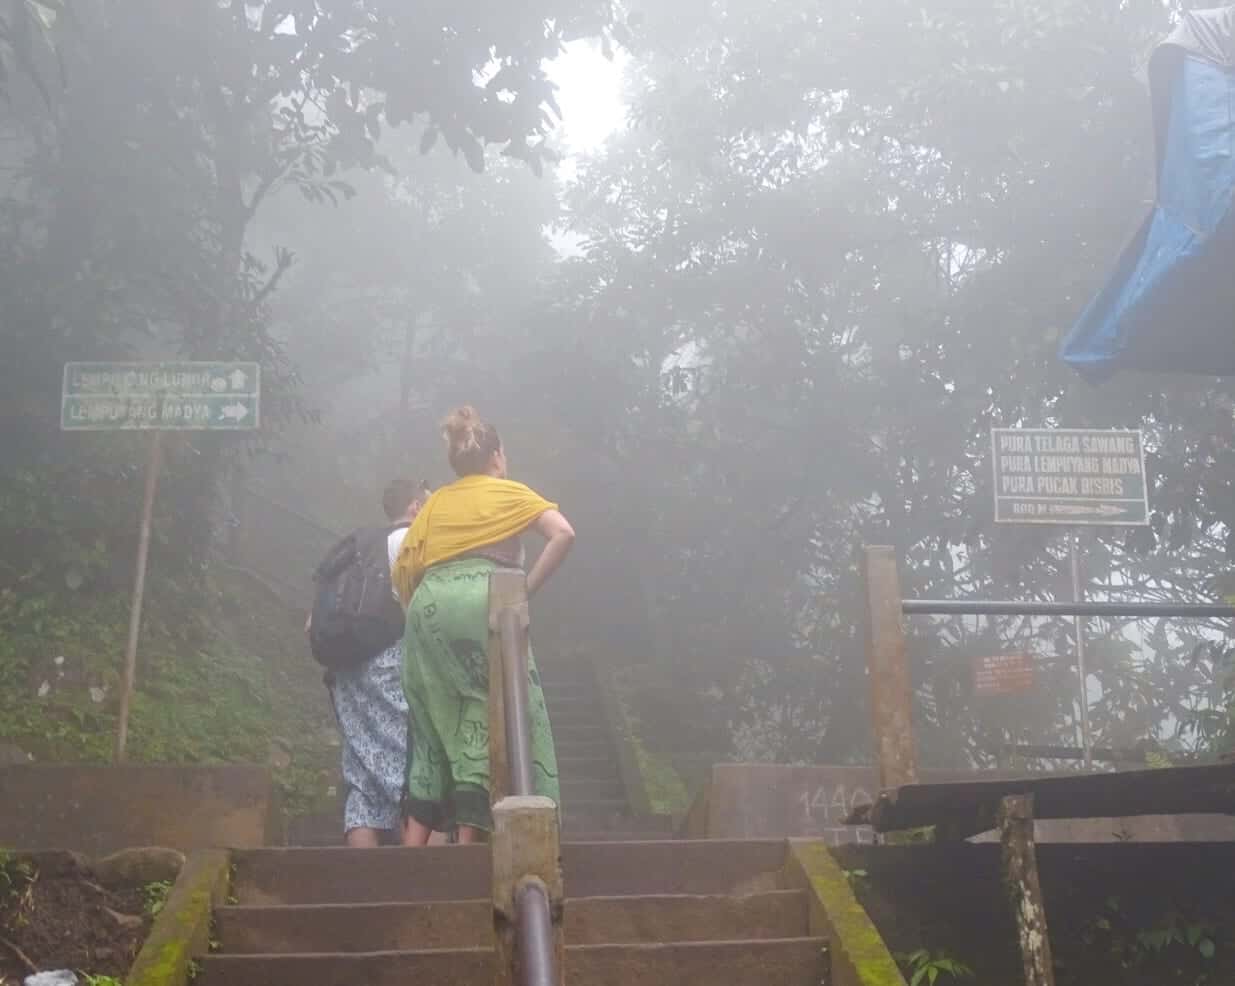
[345,827,381,849]
[455,825,483,845]
[401,816,433,847]
[427,829,448,846]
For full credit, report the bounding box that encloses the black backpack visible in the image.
[309,524,408,672]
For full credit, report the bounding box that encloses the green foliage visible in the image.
[0,568,335,815]
[80,976,125,986]
[0,849,33,904]
[1083,896,1218,980]
[142,880,173,919]
[633,739,691,817]
[4,0,1235,794]
[897,949,974,986]
[499,0,1235,769]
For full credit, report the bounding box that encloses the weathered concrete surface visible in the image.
[700,763,1235,843]
[0,764,282,854]
[216,890,810,953]
[491,795,564,986]
[198,938,828,986]
[785,841,906,986]
[127,849,229,986]
[231,841,790,905]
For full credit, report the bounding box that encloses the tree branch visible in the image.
[249,249,295,310]
[0,934,38,975]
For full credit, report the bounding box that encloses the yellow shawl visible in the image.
[392,474,557,604]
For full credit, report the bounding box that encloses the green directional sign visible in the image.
[61,361,260,431]
[991,428,1149,526]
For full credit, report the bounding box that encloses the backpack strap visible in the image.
[313,531,359,582]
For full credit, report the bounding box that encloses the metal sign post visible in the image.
[992,427,1150,771]
[114,430,164,762]
[1068,531,1093,769]
[62,361,260,761]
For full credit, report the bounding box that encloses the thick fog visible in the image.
[2,0,1234,790]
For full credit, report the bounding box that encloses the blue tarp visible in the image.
[1060,7,1235,377]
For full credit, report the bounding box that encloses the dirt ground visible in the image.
[0,852,150,984]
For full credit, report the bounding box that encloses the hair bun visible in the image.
[443,405,482,455]
[441,405,501,476]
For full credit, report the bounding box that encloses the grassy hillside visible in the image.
[0,565,338,816]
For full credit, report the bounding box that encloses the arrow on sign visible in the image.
[220,403,250,422]
[229,369,248,390]
[1048,504,1127,517]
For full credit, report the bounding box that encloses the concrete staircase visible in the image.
[537,654,673,842]
[289,652,670,846]
[202,841,828,986]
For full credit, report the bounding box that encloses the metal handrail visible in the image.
[903,598,1235,619]
[516,882,557,986]
[496,596,559,986]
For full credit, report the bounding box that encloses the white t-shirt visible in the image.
[387,527,407,601]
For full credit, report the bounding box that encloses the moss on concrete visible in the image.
[127,849,229,986]
[631,736,690,817]
[789,841,906,986]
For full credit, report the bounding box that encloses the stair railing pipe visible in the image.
[903,598,1235,619]
[499,603,537,797]
[516,881,557,986]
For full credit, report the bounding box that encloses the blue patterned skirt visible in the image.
[330,643,408,833]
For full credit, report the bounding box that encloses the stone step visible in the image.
[546,704,609,727]
[559,768,623,789]
[231,841,789,905]
[554,724,613,746]
[199,938,828,986]
[563,798,631,820]
[553,737,615,759]
[561,779,627,803]
[535,659,596,679]
[216,890,810,953]
[564,831,681,842]
[563,811,675,835]
[557,756,620,777]
[541,685,597,705]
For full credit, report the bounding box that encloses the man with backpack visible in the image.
[308,478,429,847]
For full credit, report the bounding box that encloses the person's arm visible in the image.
[525,509,575,597]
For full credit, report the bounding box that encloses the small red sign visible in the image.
[972,654,1035,697]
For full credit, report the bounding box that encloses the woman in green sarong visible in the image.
[393,406,575,845]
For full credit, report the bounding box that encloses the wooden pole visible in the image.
[999,793,1056,986]
[114,430,165,762]
[863,545,918,789]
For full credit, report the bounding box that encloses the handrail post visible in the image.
[488,569,529,804]
[492,796,565,986]
[864,546,918,789]
[488,571,564,986]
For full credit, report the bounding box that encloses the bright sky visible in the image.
[546,41,627,154]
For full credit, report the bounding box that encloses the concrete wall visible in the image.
[0,764,283,854]
[700,763,1235,843]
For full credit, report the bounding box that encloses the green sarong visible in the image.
[402,557,560,832]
